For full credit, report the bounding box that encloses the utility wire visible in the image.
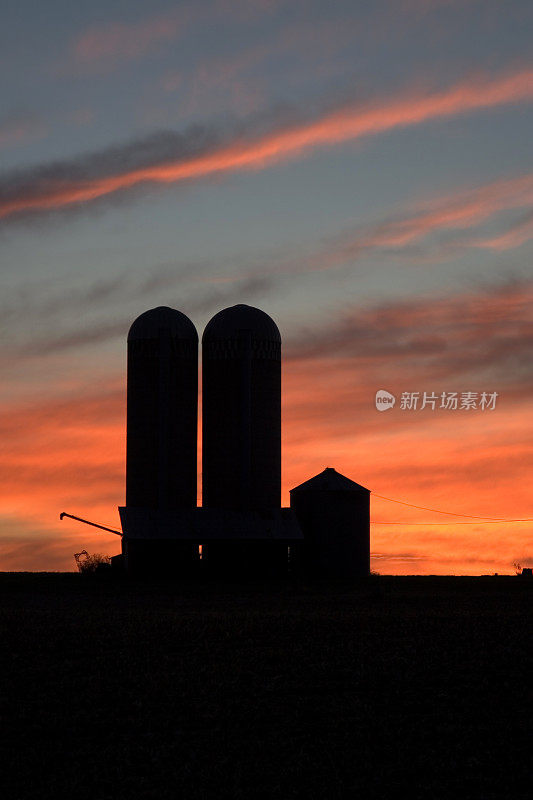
[371,493,531,521]
[59,496,532,536]
[373,519,532,525]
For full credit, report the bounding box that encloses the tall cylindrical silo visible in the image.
[202,304,281,511]
[126,306,198,510]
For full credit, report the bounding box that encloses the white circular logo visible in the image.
[375,389,396,411]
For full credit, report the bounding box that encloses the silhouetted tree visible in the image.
[75,552,111,574]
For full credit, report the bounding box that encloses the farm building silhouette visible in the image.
[118,305,370,578]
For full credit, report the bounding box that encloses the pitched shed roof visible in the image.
[290,467,370,494]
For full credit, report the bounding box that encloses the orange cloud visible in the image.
[282,280,533,575]
[1,281,531,573]
[283,372,533,575]
[470,212,533,251]
[2,370,530,573]
[287,173,533,274]
[2,68,533,222]
[0,381,125,571]
[0,521,121,572]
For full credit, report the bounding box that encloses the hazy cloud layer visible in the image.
[0,112,47,148]
[286,279,533,386]
[71,12,185,66]
[60,1,290,75]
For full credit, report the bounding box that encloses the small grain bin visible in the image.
[290,468,370,578]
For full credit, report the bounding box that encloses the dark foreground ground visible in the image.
[0,574,531,800]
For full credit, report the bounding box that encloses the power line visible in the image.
[373,519,532,525]
[59,498,532,536]
[371,493,531,521]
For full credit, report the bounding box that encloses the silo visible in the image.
[202,304,281,511]
[290,468,370,578]
[126,306,198,510]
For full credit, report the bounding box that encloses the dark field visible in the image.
[1,574,531,799]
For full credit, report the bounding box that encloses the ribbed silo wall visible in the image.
[202,306,281,511]
[126,308,198,510]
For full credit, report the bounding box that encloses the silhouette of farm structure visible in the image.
[118,305,370,578]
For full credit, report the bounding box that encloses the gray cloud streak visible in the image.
[0,126,221,211]
[286,279,533,387]
[0,270,275,365]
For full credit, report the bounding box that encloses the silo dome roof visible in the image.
[128,306,198,342]
[202,304,281,343]
[290,468,370,494]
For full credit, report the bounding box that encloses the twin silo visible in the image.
[202,305,281,512]
[124,307,198,573]
[120,304,370,578]
[126,307,198,511]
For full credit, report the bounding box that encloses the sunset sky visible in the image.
[1,0,532,573]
